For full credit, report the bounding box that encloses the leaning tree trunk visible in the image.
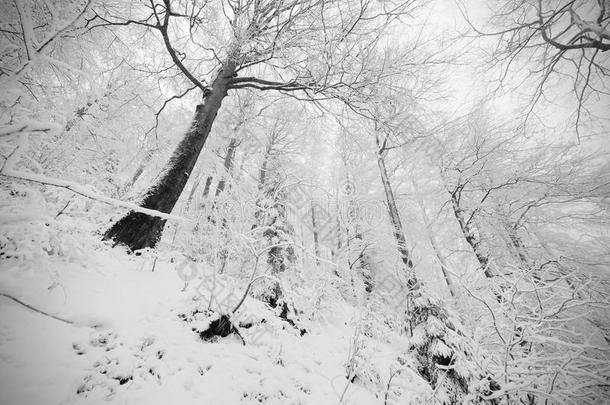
[103,61,236,251]
[377,147,498,402]
[376,144,420,339]
[413,195,457,298]
[449,190,507,305]
[449,191,494,279]
[376,147,417,289]
[505,222,531,268]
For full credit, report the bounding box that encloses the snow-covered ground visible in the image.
[0,233,431,405]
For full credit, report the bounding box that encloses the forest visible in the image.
[0,0,609,404]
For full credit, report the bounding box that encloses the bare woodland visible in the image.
[0,0,609,404]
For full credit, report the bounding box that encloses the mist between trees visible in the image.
[1,0,609,404]
[176,189,405,227]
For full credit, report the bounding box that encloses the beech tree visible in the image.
[90,0,416,251]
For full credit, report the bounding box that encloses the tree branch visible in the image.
[0,292,73,325]
[228,76,312,92]
[1,169,189,222]
[159,0,210,93]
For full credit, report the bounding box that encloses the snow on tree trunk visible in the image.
[103,61,236,251]
[449,192,494,279]
[251,134,296,307]
[310,202,321,261]
[428,233,457,298]
[376,148,416,289]
[373,136,498,402]
[406,295,500,404]
[415,196,457,297]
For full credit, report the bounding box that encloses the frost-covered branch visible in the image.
[1,168,189,222]
[9,0,93,77]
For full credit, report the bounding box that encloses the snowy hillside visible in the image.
[1,0,609,404]
[0,231,434,405]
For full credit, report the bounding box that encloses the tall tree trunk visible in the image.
[350,229,374,293]
[170,168,203,245]
[127,164,145,190]
[310,202,321,262]
[185,169,203,207]
[506,222,531,267]
[200,176,214,204]
[258,157,269,189]
[449,191,494,278]
[251,140,296,307]
[123,149,155,194]
[428,233,457,297]
[375,137,420,338]
[419,208,457,297]
[214,137,239,197]
[412,193,457,297]
[103,61,236,251]
[376,147,417,289]
[333,216,343,260]
[211,138,239,273]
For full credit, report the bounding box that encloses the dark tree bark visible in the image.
[186,170,202,207]
[350,229,374,293]
[506,222,531,267]
[201,176,213,201]
[127,164,146,190]
[250,131,296,304]
[103,61,236,251]
[333,216,343,260]
[214,138,239,197]
[310,202,321,261]
[258,155,269,188]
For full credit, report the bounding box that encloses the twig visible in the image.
[55,199,72,218]
[151,257,157,272]
[232,273,280,314]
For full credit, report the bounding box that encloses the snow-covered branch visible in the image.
[1,169,189,223]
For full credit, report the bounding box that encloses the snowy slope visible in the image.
[0,239,431,405]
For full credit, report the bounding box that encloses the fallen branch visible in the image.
[0,292,73,325]
[1,169,189,223]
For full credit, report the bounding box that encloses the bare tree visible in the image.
[92,0,416,251]
[375,128,417,287]
[457,0,610,134]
